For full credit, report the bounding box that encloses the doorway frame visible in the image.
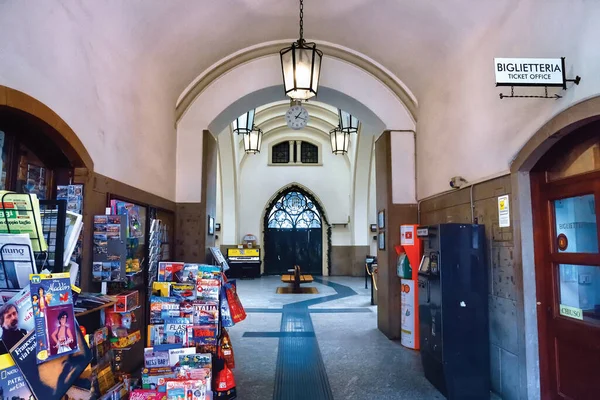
[261,183,332,276]
[510,96,600,400]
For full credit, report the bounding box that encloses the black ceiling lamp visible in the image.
[233,109,263,154]
[338,109,359,134]
[280,0,323,101]
[330,109,359,155]
[330,127,349,155]
[243,126,263,154]
[232,109,255,135]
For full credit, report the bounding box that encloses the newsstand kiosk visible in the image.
[398,224,423,350]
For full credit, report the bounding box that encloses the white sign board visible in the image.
[498,195,510,228]
[494,58,564,86]
[400,225,415,246]
[559,304,583,320]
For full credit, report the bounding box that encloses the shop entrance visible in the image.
[531,124,600,399]
[264,188,323,275]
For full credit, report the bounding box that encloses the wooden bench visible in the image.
[281,265,314,292]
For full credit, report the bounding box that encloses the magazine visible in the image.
[0,353,34,399]
[63,211,83,267]
[0,191,47,252]
[0,285,34,355]
[0,234,36,290]
[30,272,79,363]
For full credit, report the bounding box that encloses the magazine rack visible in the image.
[0,193,68,272]
[38,199,67,272]
[0,243,37,289]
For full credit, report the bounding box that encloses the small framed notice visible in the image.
[498,195,510,228]
[559,304,583,320]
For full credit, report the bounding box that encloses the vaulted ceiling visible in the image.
[3,0,589,105]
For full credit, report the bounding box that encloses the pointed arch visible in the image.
[262,183,332,275]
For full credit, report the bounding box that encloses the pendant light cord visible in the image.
[299,0,304,41]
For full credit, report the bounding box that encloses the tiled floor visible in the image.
[227,276,451,400]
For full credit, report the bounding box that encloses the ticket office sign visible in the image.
[494,58,565,87]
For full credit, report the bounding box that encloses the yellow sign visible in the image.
[227,248,259,257]
[559,304,583,320]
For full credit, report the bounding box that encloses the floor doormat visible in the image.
[276,287,319,294]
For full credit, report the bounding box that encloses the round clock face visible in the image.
[285,105,309,130]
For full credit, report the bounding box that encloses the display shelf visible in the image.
[75,300,117,317]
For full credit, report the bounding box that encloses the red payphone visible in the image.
[397,224,423,350]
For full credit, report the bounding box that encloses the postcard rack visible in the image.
[0,243,37,289]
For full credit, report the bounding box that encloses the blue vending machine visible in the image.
[416,224,490,399]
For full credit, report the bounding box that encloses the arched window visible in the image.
[269,140,321,165]
[267,191,322,229]
[271,142,290,164]
[300,141,318,164]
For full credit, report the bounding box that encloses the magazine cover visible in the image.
[0,234,36,290]
[9,322,92,400]
[0,285,34,355]
[0,352,34,399]
[30,273,79,363]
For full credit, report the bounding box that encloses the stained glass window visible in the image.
[267,191,322,229]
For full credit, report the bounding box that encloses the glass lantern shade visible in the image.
[330,127,349,155]
[233,109,255,134]
[280,41,323,100]
[338,109,359,134]
[243,127,263,154]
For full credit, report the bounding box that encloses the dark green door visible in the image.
[264,190,323,275]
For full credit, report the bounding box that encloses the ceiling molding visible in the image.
[175,40,417,123]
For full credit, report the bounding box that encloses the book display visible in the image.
[129,248,246,400]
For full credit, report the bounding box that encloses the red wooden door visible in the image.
[532,170,600,399]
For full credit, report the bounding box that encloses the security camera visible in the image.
[449,176,469,189]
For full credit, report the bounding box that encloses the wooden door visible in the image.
[532,129,600,399]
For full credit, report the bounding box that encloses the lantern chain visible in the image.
[299,0,304,41]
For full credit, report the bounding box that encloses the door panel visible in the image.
[264,228,322,275]
[533,175,600,399]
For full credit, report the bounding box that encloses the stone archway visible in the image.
[0,85,93,170]
[510,96,600,400]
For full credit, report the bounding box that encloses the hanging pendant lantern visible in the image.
[280,0,323,100]
[330,127,349,155]
[232,109,255,134]
[243,127,263,154]
[338,109,359,134]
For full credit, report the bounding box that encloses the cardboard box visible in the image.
[114,290,139,312]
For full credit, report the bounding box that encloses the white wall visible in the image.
[235,130,351,245]
[369,149,377,255]
[0,2,177,200]
[416,2,600,199]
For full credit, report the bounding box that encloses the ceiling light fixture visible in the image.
[233,109,262,154]
[280,0,323,101]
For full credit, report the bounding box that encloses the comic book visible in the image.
[30,272,79,363]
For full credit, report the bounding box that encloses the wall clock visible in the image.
[285,104,309,130]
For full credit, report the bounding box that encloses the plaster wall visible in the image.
[0,1,177,200]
